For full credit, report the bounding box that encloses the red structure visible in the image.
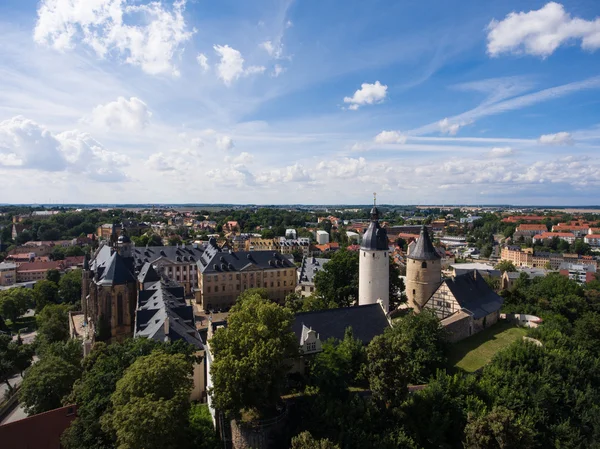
[0,405,77,449]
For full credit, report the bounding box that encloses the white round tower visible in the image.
[358,197,389,312]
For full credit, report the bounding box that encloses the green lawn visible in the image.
[447,320,528,373]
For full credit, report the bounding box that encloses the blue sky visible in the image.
[1,0,600,205]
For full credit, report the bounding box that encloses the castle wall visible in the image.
[358,249,389,312]
[406,258,442,311]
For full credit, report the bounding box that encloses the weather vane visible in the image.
[373,192,377,206]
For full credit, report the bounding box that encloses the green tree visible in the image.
[46,269,61,284]
[291,431,340,449]
[0,288,32,322]
[494,260,516,273]
[188,403,220,449]
[0,334,32,391]
[59,269,82,304]
[464,406,535,449]
[209,293,298,419]
[33,279,59,310]
[19,355,81,414]
[36,303,70,344]
[314,249,360,307]
[101,352,193,449]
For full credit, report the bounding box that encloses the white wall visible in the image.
[358,249,389,312]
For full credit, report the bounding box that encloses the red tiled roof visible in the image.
[585,234,600,239]
[17,261,65,272]
[533,232,575,239]
[517,224,547,231]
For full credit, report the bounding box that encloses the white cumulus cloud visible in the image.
[539,131,573,145]
[34,0,194,76]
[216,136,234,151]
[317,157,367,179]
[256,164,312,184]
[225,152,254,165]
[272,64,285,77]
[197,53,209,72]
[487,2,600,58]
[260,40,283,59]
[374,130,407,144]
[488,147,514,158]
[213,45,265,86]
[83,97,151,131]
[344,81,387,110]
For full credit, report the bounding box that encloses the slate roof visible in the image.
[292,303,390,345]
[91,244,136,286]
[197,240,295,274]
[138,262,161,284]
[135,281,203,349]
[361,206,388,251]
[408,226,440,260]
[298,256,330,285]
[443,270,503,319]
[132,245,205,272]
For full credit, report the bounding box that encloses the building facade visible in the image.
[0,262,17,286]
[196,239,297,310]
[406,226,442,311]
[296,256,329,297]
[358,204,389,312]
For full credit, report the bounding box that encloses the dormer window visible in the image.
[306,342,316,352]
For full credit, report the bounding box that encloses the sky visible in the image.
[1,1,600,205]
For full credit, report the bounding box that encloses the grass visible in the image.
[447,320,528,373]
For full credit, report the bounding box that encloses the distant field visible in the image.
[447,320,528,373]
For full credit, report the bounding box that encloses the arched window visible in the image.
[116,293,123,325]
[412,289,416,297]
[421,261,427,269]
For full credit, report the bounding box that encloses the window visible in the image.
[264,282,267,288]
[306,342,316,352]
[229,274,233,280]
[207,286,211,293]
[277,281,280,287]
[277,271,280,277]
[412,289,416,297]
[117,293,124,326]
[236,285,240,290]
[310,286,314,292]
[421,261,427,268]
[284,281,287,286]
[206,276,211,283]
[222,285,226,292]
[215,286,219,292]
[271,282,274,287]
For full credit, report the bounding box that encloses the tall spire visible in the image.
[370,192,379,221]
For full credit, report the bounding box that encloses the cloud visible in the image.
[256,164,313,184]
[0,116,67,171]
[225,152,254,165]
[216,136,234,151]
[487,147,514,158]
[343,81,387,110]
[213,45,265,85]
[487,2,600,58]
[317,157,367,179]
[438,118,471,135]
[146,152,178,171]
[539,131,573,145]
[197,53,209,72]
[260,40,283,59]
[272,64,285,77]
[83,97,151,131]
[34,0,193,76]
[206,166,255,187]
[374,130,407,144]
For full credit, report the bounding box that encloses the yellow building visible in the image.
[196,239,297,310]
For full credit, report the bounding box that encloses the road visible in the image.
[1,403,27,425]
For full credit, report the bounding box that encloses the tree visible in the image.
[367,312,447,406]
[12,334,34,376]
[464,406,535,449]
[19,355,81,414]
[33,279,59,310]
[494,260,516,273]
[0,333,30,391]
[209,293,298,419]
[188,403,220,449]
[59,269,82,304]
[46,269,61,284]
[101,351,193,449]
[314,249,359,308]
[291,431,340,449]
[36,304,70,344]
[0,288,32,322]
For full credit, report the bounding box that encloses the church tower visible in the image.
[406,225,442,312]
[359,194,389,312]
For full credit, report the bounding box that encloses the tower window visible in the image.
[117,293,123,326]
[421,262,427,269]
[412,289,416,297]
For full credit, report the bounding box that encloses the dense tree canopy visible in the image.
[210,293,298,419]
[36,304,71,344]
[59,269,82,304]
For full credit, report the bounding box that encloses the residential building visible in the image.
[296,256,329,297]
[313,242,339,254]
[424,270,504,342]
[0,262,17,286]
[501,267,550,290]
[584,234,600,247]
[16,260,65,282]
[4,253,49,267]
[285,229,297,239]
[132,244,204,295]
[277,237,310,258]
[316,230,329,245]
[532,232,576,244]
[346,231,361,244]
[460,215,483,224]
[195,239,297,310]
[552,223,590,237]
[559,262,597,284]
[501,246,563,269]
[97,223,121,239]
[450,263,501,278]
[514,223,548,239]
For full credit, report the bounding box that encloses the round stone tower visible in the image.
[406,225,442,312]
[359,196,389,313]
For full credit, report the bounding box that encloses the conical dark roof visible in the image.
[408,226,440,260]
[361,206,388,251]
